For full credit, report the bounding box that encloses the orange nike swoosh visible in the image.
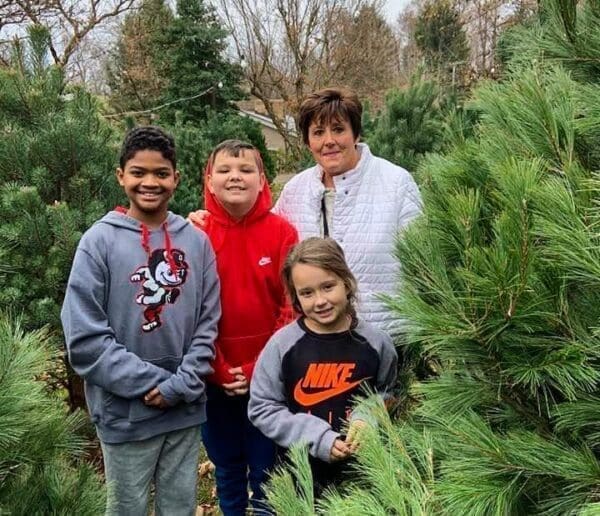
[294,379,364,407]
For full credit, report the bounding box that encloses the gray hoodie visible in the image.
[61,210,220,443]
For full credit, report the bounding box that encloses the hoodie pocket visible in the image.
[148,355,182,373]
[128,398,165,422]
[103,392,129,422]
[103,393,166,423]
[101,356,182,424]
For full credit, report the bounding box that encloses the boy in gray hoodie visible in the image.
[61,126,220,516]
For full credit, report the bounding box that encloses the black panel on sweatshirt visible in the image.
[281,318,380,432]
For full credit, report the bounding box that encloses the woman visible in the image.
[190,87,421,335]
[272,87,421,335]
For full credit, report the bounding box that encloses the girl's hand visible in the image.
[187,209,209,229]
[329,438,351,462]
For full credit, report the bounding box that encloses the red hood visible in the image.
[199,156,298,387]
[203,157,273,230]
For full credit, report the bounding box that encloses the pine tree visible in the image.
[106,0,174,115]
[414,0,469,87]
[0,25,122,407]
[365,74,453,172]
[154,0,243,124]
[265,1,600,513]
[0,314,105,513]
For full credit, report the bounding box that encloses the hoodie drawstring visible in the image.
[140,221,179,276]
[141,223,151,254]
[162,222,178,276]
[115,206,180,276]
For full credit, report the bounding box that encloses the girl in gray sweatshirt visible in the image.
[248,237,397,491]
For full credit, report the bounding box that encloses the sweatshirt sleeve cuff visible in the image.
[157,379,179,406]
[316,430,340,463]
[241,361,256,382]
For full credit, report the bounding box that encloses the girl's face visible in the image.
[291,263,350,333]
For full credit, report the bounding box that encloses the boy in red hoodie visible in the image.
[193,140,298,516]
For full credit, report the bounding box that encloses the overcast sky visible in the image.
[384,0,411,23]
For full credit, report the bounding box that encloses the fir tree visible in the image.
[154,0,243,124]
[0,25,122,407]
[106,0,174,115]
[0,314,105,513]
[265,1,600,513]
[365,75,452,172]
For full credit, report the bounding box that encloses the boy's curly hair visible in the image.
[119,126,176,169]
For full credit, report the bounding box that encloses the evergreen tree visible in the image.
[509,0,600,83]
[265,1,600,513]
[414,0,469,86]
[154,0,243,124]
[365,74,452,172]
[0,314,105,513]
[106,0,174,115]
[0,25,122,407]
[331,3,399,102]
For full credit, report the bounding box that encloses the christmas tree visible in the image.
[0,25,122,407]
[153,0,244,124]
[0,314,105,513]
[265,1,600,513]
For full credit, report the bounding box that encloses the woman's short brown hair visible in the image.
[297,87,362,145]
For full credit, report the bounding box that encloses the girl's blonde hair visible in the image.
[283,237,358,323]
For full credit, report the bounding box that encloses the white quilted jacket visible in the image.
[273,144,422,335]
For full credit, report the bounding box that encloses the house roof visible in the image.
[238,109,297,136]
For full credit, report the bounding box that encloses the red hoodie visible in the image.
[198,163,298,386]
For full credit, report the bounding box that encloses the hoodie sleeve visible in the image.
[240,221,298,382]
[273,222,299,331]
[248,335,340,463]
[157,241,221,405]
[191,214,234,386]
[61,247,172,399]
[376,333,399,398]
[207,345,235,386]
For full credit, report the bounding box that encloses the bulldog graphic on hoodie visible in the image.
[131,247,189,332]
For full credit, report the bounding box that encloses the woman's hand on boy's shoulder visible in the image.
[188,209,209,229]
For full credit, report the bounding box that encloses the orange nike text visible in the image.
[293,362,363,406]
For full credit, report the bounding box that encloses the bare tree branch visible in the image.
[1,0,138,71]
[220,0,395,157]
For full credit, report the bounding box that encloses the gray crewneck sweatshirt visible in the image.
[61,210,221,443]
[248,319,397,462]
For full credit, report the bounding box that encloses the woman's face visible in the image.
[307,117,360,179]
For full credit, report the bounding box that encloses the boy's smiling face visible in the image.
[116,149,179,226]
[207,149,265,220]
